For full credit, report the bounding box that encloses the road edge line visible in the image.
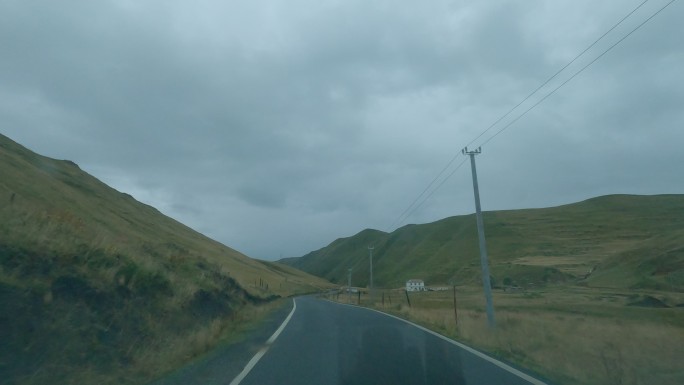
[229,298,297,385]
[328,299,547,385]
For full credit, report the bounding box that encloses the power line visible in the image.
[387,152,464,231]
[477,0,677,148]
[390,156,468,230]
[465,0,651,148]
[387,0,675,230]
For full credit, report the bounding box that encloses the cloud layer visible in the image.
[2,0,682,259]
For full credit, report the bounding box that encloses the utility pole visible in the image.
[462,146,496,329]
[368,246,374,295]
[348,268,352,304]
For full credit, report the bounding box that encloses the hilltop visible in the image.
[281,194,684,291]
[0,133,331,384]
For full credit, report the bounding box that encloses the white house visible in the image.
[406,279,425,292]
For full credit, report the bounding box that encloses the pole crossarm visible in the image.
[461,146,482,155]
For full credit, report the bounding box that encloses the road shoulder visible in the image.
[150,299,294,385]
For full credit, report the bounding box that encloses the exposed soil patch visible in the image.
[627,295,670,308]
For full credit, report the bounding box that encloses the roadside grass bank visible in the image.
[1,264,291,385]
[148,298,293,385]
[0,231,311,385]
[80,298,291,385]
[325,286,684,385]
[0,134,335,385]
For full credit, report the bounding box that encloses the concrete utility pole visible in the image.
[462,146,496,329]
[348,268,352,304]
[368,246,374,294]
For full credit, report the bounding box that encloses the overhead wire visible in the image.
[391,156,469,230]
[388,0,676,231]
[475,0,677,148]
[386,151,463,231]
[465,0,651,149]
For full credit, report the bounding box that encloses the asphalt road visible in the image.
[235,296,547,385]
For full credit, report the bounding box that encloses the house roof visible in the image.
[406,279,424,284]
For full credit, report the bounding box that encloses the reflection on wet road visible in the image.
[238,296,546,385]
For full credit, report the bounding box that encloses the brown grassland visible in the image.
[329,286,684,385]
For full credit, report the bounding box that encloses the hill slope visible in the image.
[0,133,331,384]
[281,195,684,290]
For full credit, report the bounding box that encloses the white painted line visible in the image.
[266,298,296,344]
[228,348,268,385]
[329,299,547,385]
[229,298,297,385]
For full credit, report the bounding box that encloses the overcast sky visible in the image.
[2,0,682,260]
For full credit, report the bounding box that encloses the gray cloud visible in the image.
[2,0,682,259]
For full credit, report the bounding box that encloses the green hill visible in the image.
[281,194,684,291]
[0,133,331,385]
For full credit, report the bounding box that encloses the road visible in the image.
[233,296,547,385]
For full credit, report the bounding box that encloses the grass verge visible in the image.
[326,286,684,385]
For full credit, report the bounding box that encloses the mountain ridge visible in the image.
[280,194,684,291]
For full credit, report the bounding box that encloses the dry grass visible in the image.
[511,256,601,275]
[127,299,288,383]
[12,299,290,385]
[332,287,684,385]
[0,135,334,385]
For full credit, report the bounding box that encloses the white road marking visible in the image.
[331,299,548,385]
[229,298,297,385]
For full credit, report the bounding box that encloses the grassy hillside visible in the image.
[307,197,684,384]
[282,194,684,291]
[0,133,332,384]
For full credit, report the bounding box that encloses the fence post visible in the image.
[405,290,411,308]
[453,285,458,326]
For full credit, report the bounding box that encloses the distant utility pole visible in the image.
[462,146,496,329]
[348,268,352,304]
[368,246,374,293]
